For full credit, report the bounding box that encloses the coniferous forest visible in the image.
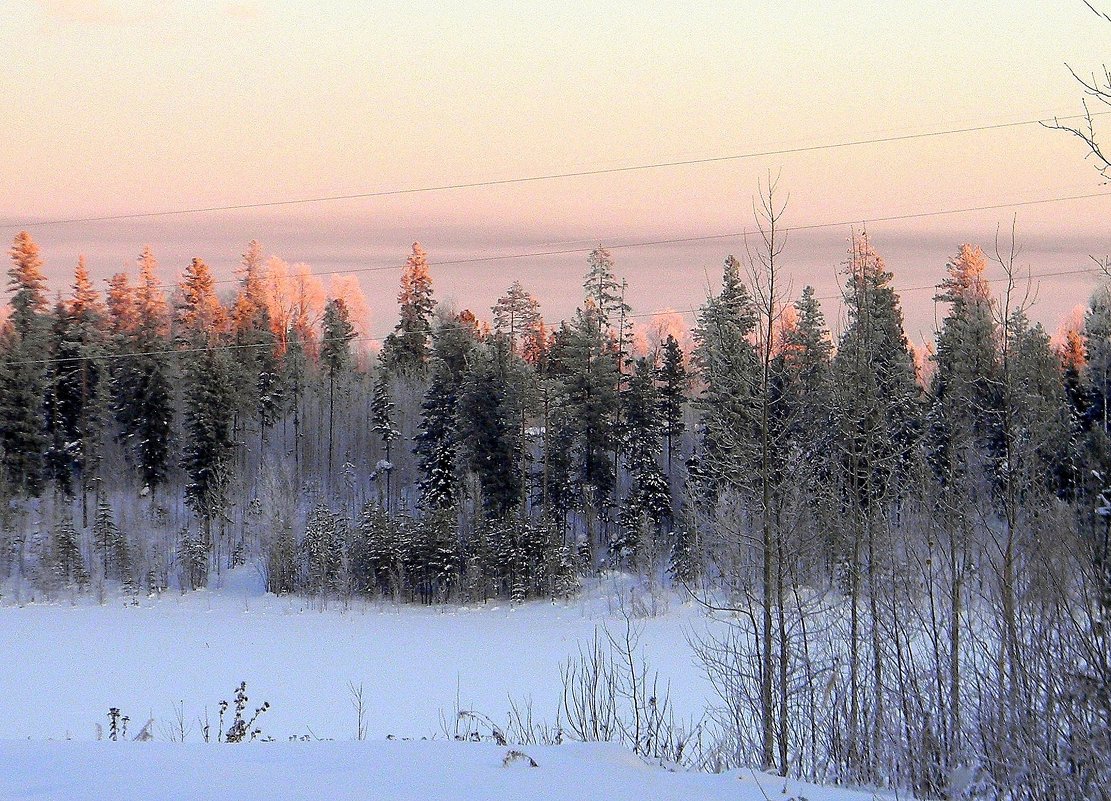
[2,198,1110,797]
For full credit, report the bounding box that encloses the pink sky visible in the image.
[2,1,1109,342]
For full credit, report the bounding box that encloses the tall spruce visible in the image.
[320,297,356,485]
[0,232,50,495]
[178,257,235,563]
[116,246,175,491]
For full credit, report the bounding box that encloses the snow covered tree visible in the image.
[231,241,284,448]
[828,229,921,783]
[301,502,341,595]
[371,366,399,511]
[832,230,921,504]
[616,356,671,560]
[176,258,227,345]
[178,258,236,566]
[92,495,131,587]
[415,313,477,511]
[930,243,1000,470]
[181,346,237,566]
[549,308,621,529]
[47,511,88,589]
[582,246,630,348]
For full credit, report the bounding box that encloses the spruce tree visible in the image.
[48,511,88,589]
[415,314,477,511]
[320,297,356,484]
[657,333,687,473]
[178,257,236,564]
[549,310,621,520]
[457,337,524,518]
[692,254,759,496]
[0,232,50,496]
[115,246,174,491]
[92,495,131,586]
[45,257,108,502]
[616,356,671,560]
[930,244,1001,477]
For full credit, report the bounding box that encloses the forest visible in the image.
[1,193,1109,798]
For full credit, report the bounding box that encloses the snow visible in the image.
[0,740,877,801]
[1,570,714,743]
[0,570,874,799]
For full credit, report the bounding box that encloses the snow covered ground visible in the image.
[1,570,716,742]
[0,740,878,801]
[0,570,875,799]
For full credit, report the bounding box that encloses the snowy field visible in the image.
[0,571,874,800]
[0,740,878,801]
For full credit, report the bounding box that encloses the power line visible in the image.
[106,185,1111,294]
[10,108,1110,230]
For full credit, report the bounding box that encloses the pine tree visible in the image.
[381,242,436,375]
[492,280,541,356]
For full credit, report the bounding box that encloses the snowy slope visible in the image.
[0,740,877,801]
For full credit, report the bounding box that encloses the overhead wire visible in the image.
[6,107,1110,231]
